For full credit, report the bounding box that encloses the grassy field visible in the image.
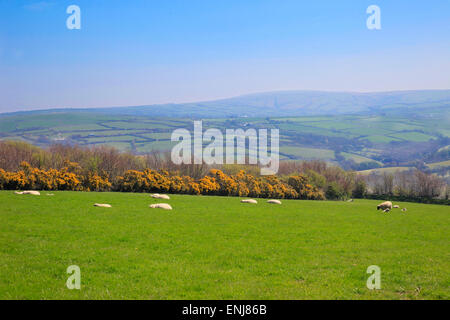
[0,191,448,300]
[358,167,412,175]
[280,146,335,160]
[341,152,383,165]
[427,160,450,169]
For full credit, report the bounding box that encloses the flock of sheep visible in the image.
[13,190,282,210]
[13,190,407,214]
[93,195,281,210]
[143,195,282,210]
[376,201,407,213]
[241,199,282,204]
[96,193,174,210]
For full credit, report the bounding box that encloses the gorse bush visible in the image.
[0,161,82,191]
[287,175,318,199]
[0,162,323,200]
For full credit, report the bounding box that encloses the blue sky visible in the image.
[0,0,449,112]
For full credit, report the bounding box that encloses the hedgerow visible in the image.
[0,162,323,200]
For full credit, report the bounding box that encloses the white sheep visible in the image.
[151,194,170,200]
[267,200,282,205]
[393,205,400,209]
[15,190,40,196]
[94,203,112,208]
[149,203,173,210]
[241,199,258,204]
[377,201,393,211]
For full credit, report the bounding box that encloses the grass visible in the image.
[280,147,335,160]
[95,142,134,151]
[0,191,448,300]
[358,167,412,175]
[427,160,450,169]
[363,135,402,143]
[438,145,450,152]
[85,135,147,143]
[106,121,178,130]
[389,132,436,142]
[341,152,383,165]
[135,141,177,153]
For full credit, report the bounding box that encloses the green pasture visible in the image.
[0,191,448,300]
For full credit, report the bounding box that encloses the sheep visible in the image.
[377,201,393,211]
[267,199,282,205]
[241,199,258,204]
[15,190,40,196]
[151,194,170,200]
[347,199,354,202]
[24,191,40,195]
[94,203,112,208]
[393,205,400,209]
[401,208,407,212]
[149,203,173,210]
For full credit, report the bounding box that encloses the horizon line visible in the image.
[2,88,450,116]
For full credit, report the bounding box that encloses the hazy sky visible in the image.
[0,0,449,112]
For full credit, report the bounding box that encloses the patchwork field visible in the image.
[1,108,449,170]
[0,191,448,300]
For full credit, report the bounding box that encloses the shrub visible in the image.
[287,175,325,200]
[325,182,345,200]
[352,179,367,198]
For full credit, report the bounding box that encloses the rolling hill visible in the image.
[0,90,449,174]
[3,90,450,118]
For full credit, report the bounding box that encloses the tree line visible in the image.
[0,141,448,203]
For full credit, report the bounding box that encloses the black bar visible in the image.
[1,300,447,318]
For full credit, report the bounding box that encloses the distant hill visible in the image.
[2,89,450,118]
[1,89,448,177]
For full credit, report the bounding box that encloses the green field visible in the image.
[358,167,412,175]
[280,146,335,160]
[341,152,383,165]
[427,160,450,169]
[0,191,448,300]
